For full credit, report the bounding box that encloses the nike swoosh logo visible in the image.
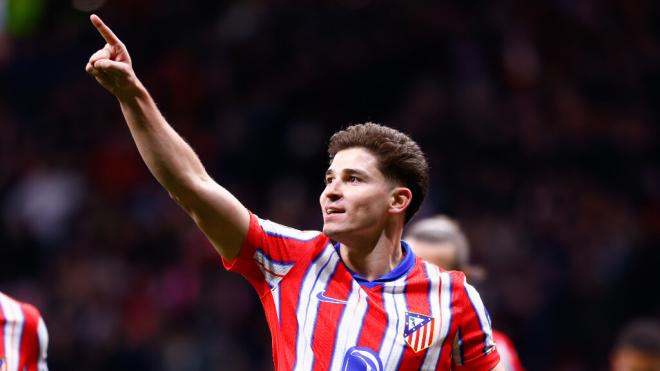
[316,290,348,304]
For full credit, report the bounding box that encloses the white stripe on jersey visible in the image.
[420,263,443,369]
[379,275,409,370]
[0,292,25,371]
[258,218,321,241]
[464,277,495,354]
[37,317,49,371]
[272,285,282,324]
[293,245,340,371]
[254,249,294,288]
[327,280,369,371]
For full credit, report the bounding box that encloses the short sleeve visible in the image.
[450,272,500,371]
[221,211,329,296]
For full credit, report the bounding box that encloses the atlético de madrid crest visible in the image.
[403,312,436,352]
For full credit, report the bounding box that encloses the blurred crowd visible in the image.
[1,1,659,370]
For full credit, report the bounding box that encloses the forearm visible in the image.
[118,84,208,199]
[87,14,250,258]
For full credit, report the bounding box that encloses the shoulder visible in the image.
[0,291,43,322]
[413,260,467,283]
[251,212,327,242]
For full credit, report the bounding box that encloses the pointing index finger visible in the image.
[90,14,120,46]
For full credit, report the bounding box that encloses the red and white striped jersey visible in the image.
[223,213,500,370]
[0,292,48,371]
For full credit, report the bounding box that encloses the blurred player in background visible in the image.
[610,318,660,371]
[85,14,505,370]
[0,291,49,371]
[405,215,525,371]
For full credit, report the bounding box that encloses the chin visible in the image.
[322,224,345,241]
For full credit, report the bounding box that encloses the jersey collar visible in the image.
[333,240,416,288]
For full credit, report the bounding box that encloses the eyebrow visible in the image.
[325,168,369,177]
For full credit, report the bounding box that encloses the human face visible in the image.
[407,239,460,271]
[611,348,660,371]
[320,147,394,243]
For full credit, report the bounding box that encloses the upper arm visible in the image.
[451,272,500,370]
[171,176,250,260]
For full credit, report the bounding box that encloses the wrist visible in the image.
[115,80,149,105]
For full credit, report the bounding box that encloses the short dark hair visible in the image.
[327,122,429,223]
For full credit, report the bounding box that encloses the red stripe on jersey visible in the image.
[271,244,329,371]
[311,264,352,371]
[18,303,40,371]
[435,271,455,370]
[260,292,281,370]
[272,255,306,371]
[397,264,432,368]
[449,271,501,370]
[449,273,469,367]
[355,285,387,351]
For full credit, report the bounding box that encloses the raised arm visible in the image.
[85,14,249,259]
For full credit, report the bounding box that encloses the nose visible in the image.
[322,180,342,202]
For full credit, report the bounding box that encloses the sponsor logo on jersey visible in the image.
[316,290,348,305]
[403,311,436,352]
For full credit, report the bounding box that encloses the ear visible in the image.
[389,187,412,216]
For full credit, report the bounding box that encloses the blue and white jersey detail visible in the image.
[293,245,341,371]
[342,346,383,371]
[379,275,409,370]
[464,277,496,354]
[0,292,25,371]
[258,217,321,241]
[254,249,295,288]
[328,281,369,370]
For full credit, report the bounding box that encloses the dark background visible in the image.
[1,0,659,370]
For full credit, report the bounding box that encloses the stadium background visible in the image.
[1,0,659,369]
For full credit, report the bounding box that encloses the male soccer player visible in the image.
[86,14,504,370]
[0,291,49,371]
[610,318,660,371]
[405,216,525,371]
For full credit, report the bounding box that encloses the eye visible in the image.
[324,176,334,185]
[348,176,360,183]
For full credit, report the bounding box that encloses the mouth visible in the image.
[324,207,346,216]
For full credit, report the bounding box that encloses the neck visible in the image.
[338,220,405,281]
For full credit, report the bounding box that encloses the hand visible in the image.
[85,14,142,99]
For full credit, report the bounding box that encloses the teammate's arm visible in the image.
[490,362,505,371]
[85,14,249,259]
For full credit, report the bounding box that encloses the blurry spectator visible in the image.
[0,1,658,369]
[610,318,660,371]
[406,215,525,371]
